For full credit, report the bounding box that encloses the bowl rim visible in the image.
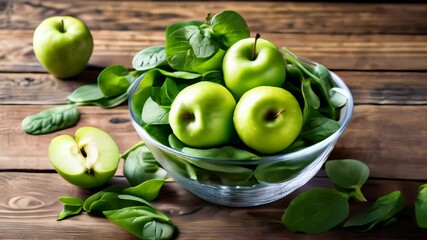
[128,68,354,165]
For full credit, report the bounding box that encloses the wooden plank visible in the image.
[1,105,427,181]
[1,30,427,72]
[2,71,427,105]
[0,172,425,239]
[9,1,427,34]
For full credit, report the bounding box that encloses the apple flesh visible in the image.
[49,126,120,188]
[168,81,236,148]
[223,35,286,99]
[233,86,303,154]
[33,16,93,78]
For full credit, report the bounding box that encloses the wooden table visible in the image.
[1,1,426,239]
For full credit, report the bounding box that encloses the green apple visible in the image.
[233,86,303,154]
[33,16,93,78]
[169,81,236,148]
[223,34,286,99]
[49,126,120,188]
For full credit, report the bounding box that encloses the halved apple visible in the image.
[49,126,120,188]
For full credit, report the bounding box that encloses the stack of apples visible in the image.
[169,34,303,155]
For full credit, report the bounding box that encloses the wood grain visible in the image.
[1,30,427,72]
[1,105,426,181]
[2,71,427,105]
[9,1,427,34]
[0,172,425,239]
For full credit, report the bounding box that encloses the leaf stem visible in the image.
[121,141,145,160]
[252,33,261,61]
[351,187,368,202]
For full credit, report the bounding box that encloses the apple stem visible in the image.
[252,33,261,61]
[181,114,195,119]
[266,108,286,121]
[60,19,65,33]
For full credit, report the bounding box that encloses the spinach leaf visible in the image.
[141,97,170,125]
[81,89,129,108]
[103,206,173,240]
[83,184,125,212]
[415,184,427,228]
[300,116,340,144]
[57,196,84,221]
[132,45,167,71]
[143,220,175,240]
[123,145,167,186]
[98,65,140,98]
[209,10,250,49]
[21,104,80,135]
[302,78,320,109]
[325,159,369,202]
[282,188,350,234]
[181,146,259,160]
[202,70,224,84]
[130,71,156,125]
[254,158,311,183]
[330,87,349,109]
[122,179,165,202]
[67,84,104,103]
[344,191,405,231]
[87,192,151,215]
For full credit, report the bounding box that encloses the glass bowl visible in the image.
[128,70,353,207]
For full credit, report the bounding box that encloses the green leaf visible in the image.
[103,206,173,239]
[86,192,151,215]
[325,159,369,202]
[209,10,250,49]
[330,87,348,108]
[123,145,167,186]
[415,184,427,228]
[98,65,140,98]
[79,90,129,108]
[141,97,170,125]
[344,191,405,231]
[282,188,349,234]
[143,220,175,240]
[67,84,104,103]
[181,146,259,160]
[254,158,311,183]
[58,196,84,206]
[183,25,217,58]
[202,70,224,84]
[83,184,125,212]
[57,196,84,221]
[168,134,186,151]
[302,78,320,109]
[21,104,80,135]
[300,116,340,144]
[122,179,165,202]
[132,45,167,71]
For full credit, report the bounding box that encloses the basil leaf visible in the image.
[325,159,369,202]
[98,65,140,98]
[123,145,167,186]
[141,97,170,125]
[282,188,349,234]
[57,196,84,221]
[103,206,172,239]
[67,84,104,103]
[132,45,167,71]
[415,184,427,228]
[209,10,250,49]
[21,104,80,135]
[300,116,340,143]
[143,220,175,240]
[344,191,405,231]
[122,179,165,202]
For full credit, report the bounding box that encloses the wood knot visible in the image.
[8,192,46,210]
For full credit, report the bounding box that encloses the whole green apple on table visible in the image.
[20,9,426,240]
